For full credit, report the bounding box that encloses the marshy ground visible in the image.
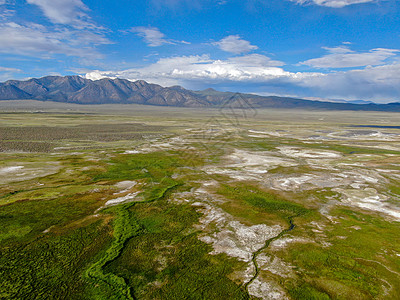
[0,100,399,299]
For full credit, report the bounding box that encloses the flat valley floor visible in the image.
[1,100,400,299]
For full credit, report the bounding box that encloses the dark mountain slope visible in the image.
[0,84,32,100]
[0,75,399,112]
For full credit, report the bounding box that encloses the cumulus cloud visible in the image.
[130,26,189,47]
[290,0,375,8]
[84,53,400,102]
[301,46,399,68]
[0,22,110,59]
[296,63,400,101]
[228,54,284,67]
[85,53,288,85]
[26,0,95,28]
[213,35,258,54]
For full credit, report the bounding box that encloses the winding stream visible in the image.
[244,216,296,292]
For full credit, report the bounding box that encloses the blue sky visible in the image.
[1,0,400,102]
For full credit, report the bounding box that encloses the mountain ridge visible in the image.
[0,75,399,112]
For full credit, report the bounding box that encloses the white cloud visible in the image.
[0,8,14,20]
[84,53,400,102]
[0,1,110,66]
[150,0,204,9]
[131,26,173,47]
[130,26,189,47]
[300,46,399,68]
[0,66,21,72]
[0,22,110,60]
[0,66,21,82]
[290,0,375,8]
[295,63,400,101]
[0,0,14,20]
[26,0,97,28]
[85,53,288,86]
[228,54,284,67]
[213,35,258,54]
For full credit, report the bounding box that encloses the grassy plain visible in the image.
[0,100,399,299]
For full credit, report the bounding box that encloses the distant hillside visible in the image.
[0,76,399,112]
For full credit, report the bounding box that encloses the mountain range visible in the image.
[0,75,399,112]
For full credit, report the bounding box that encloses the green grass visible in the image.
[388,184,400,197]
[94,151,195,182]
[276,208,400,299]
[0,184,106,206]
[85,150,248,299]
[85,178,181,297]
[84,152,187,299]
[234,139,280,151]
[104,199,249,300]
[2,109,400,299]
[217,183,310,218]
[0,189,105,245]
[84,206,141,300]
[283,244,380,298]
[288,283,331,300]
[0,150,194,299]
[0,220,112,299]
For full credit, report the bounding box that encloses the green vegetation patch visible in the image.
[85,153,186,299]
[278,208,400,299]
[104,199,249,300]
[95,152,181,182]
[218,183,310,219]
[86,150,247,299]
[94,150,204,183]
[0,220,112,299]
[283,243,380,299]
[235,139,280,151]
[287,282,331,300]
[85,205,141,300]
[0,188,104,244]
[0,184,105,206]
